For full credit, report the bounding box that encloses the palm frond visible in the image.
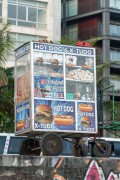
[0,22,14,65]
[88,37,101,46]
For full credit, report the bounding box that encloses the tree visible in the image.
[0,22,14,86]
[0,23,14,132]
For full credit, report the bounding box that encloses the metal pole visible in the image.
[112,86,115,122]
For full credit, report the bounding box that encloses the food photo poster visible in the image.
[77,102,96,132]
[34,99,76,131]
[34,99,96,133]
[16,101,31,132]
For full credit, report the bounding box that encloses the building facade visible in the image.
[61,0,120,137]
[0,0,61,67]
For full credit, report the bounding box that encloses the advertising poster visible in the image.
[34,99,75,131]
[16,101,31,132]
[17,71,30,103]
[77,102,96,132]
[34,76,64,99]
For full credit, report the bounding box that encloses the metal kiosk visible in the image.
[14,41,111,157]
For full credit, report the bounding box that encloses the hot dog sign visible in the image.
[34,99,76,131]
[34,99,96,132]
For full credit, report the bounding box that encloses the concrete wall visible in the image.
[1,155,120,180]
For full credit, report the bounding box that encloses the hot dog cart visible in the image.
[14,41,110,156]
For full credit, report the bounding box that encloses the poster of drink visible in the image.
[34,99,75,131]
[16,101,31,132]
[34,76,64,99]
[77,102,96,132]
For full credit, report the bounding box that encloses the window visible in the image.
[8,32,39,49]
[8,137,26,154]
[0,136,6,154]
[110,48,120,62]
[7,32,46,66]
[8,0,47,29]
[110,0,120,9]
[66,26,78,41]
[110,24,116,35]
[110,79,120,92]
[114,142,120,156]
[61,140,73,156]
[110,23,120,37]
[0,1,2,17]
[66,0,77,17]
[18,6,26,20]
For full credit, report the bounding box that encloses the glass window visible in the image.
[110,49,116,61]
[114,142,120,156]
[8,32,38,49]
[0,136,6,154]
[110,23,120,37]
[66,0,77,17]
[8,19,16,25]
[18,34,37,42]
[110,0,120,9]
[38,9,46,23]
[8,4,17,18]
[116,0,120,9]
[0,2,2,16]
[18,6,26,20]
[116,49,120,60]
[110,80,120,92]
[8,0,16,3]
[110,24,116,35]
[61,2,63,19]
[28,7,36,22]
[110,0,115,8]
[67,26,78,41]
[61,140,73,156]
[19,0,36,7]
[18,21,36,27]
[8,137,27,154]
[110,49,120,62]
[28,8,37,22]
[116,25,120,36]
[8,1,47,29]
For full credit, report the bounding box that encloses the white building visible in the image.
[0,0,61,67]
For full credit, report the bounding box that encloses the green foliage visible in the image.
[59,37,76,45]
[0,67,14,132]
[0,22,14,65]
[0,22,14,132]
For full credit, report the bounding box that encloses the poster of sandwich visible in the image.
[34,99,75,131]
[16,101,31,132]
[77,102,96,132]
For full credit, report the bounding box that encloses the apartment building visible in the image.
[0,0,61,67]
[61,0,120,136]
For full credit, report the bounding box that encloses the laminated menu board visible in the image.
[14,42,97,134]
